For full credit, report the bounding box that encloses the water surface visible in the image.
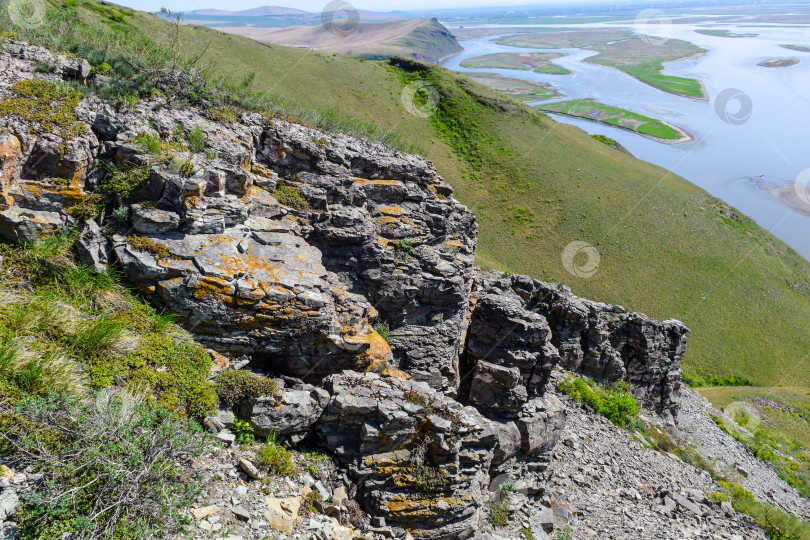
[442,23,810,259]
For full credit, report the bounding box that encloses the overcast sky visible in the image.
[115,0,608,13]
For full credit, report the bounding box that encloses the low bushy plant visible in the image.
[1,390,208,539]
[135,131,162,155]
[558,376,640,427]
[233,417,254,446]
[273,181,309,211]
[214,369,279,407]
[374,323,391,343]
[256,432,295,476]
[487,500,509,527]
[186,125,206,153]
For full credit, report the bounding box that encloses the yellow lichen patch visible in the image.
[215,254,283,283]
[183,193,201,209]
[192,276,234,300]
[352,178,402,187]
[136,283,156,295]
[252,163,274,178]
[347,326,393,372]
[374,205,404,216]
[386,495,464,515]
[0,134,22,207]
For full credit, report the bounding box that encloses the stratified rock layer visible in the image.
[467,275,690,413]
[317,371,496,539]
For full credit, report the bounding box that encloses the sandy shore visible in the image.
[765,183,810,218]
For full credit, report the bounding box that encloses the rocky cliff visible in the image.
[0,39,693,539]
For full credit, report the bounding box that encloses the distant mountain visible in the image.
[179,5,403,28]
[189,6,311,17]
[217,17,462,63]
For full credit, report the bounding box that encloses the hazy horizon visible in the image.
[113,0,781,14]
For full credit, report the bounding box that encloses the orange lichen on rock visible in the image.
[352,178,401,187]
[374,205,404,216]
[348,326,393,372]
[192,276,234,300]
[0,134,22,208]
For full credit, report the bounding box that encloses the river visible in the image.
[441,22,810,260]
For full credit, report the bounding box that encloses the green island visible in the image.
[496,29,707,99]
[695,29,758,38]
[537,98,690,142]
[466,73,562,101]
[758,57,800,68]
[460,52,571,74]
[782,44,810,52]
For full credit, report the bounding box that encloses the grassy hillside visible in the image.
[4,1,810,390]
[218,17,462,62]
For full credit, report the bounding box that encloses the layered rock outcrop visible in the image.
[466,275,690,414]
[0,39,695,539]
[317,371,496,538]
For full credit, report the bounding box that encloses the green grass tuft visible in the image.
[558,375,640,427]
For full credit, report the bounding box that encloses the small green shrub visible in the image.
[209,106,239,123]
[92,62,113,76]
[374,324,391,343]
[3,390,208,539]
[395,237,416,256]
[214,370,279,407]
[112,334,215,419]
[66,193,104,221]
[498,479,515,499]
[301,489,323,514]
[273,181,309,211]
[716,481,810,539]
[558,376,640,427]
[186,125,206,153]
[169,157,195,178]
[233,417,254,446]
[487,500,509,527]
[135,131,163,155]
[111,205,130,223]
[102,166,149,201]
[256,432,295,476]
[412,462,450,492]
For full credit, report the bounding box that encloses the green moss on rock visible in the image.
[0,80,86,142]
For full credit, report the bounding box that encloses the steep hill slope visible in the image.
[4,1,810,390]
[219,18,462,62]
